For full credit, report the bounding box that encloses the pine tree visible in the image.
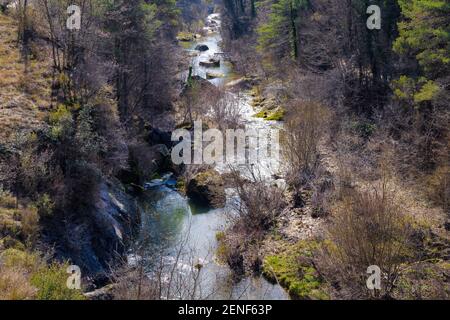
[257,0,309,61]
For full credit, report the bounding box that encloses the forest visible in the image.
[0,0,448,300]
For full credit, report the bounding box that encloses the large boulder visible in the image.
[146,125,172,148]
[225,76,260,91]
[187,169,226,208]
[195,44,209,51]
[206,72,224,79]
[199,57,220,68]
[129,143,170,183]
[181,75,219,96]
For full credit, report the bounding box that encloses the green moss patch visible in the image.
[254,107,285,121]
[262,241,329,300]
[176,32,195,42]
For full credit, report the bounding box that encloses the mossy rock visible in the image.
[176,32,195,42]
[176,179,186,193]
[251,96,266,108]
[187,169,226,208]
[262,240,329,300]
[254,107,285,121]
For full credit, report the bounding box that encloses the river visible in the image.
[135,13,288,300]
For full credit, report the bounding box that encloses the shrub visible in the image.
[0,248,41,271]
[35,193,55,218]
[30,263,85,300]
[0,267,37,300]
[282,101,330,184]
[326,180,413,298]
[20,206,40,246]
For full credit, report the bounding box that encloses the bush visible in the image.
[20,206,40,246]
[0,248,41,271]
[0,267,37,300]
[282,101,330,184]
[35,193,55,218]
[325,180,413,298]
[30,263,85,300]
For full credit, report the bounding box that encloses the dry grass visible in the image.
[0,266,37,300]
[0,12,52,143]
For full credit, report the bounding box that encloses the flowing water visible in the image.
[136,13,288,300]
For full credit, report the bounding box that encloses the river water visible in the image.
[136,13,288,300]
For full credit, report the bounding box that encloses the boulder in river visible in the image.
[225,76,260,91]
[206,72,225,79]
[195,44,209,51]
[187,169,226,208]
[199,57,220,68]
[176,32,195,42]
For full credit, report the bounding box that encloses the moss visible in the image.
[216,241,230,263]
[176,179,186,193]
[265,108,285,121]
[254,109,269,118]
[150,172,161,180]
[195,170,221,185]
[216,231,225,241]
[262,240,329,300]
[180,41,192,49]
[176,31,195,42]
[254,107,285,121]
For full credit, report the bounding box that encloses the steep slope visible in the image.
[0,12,51,143]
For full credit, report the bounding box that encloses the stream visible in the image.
[135,13,288,300]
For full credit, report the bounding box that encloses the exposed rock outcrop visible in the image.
[195,44,209,51]
[199,57,220,68]
[187,169,226,208]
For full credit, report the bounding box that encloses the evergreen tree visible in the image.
[257,0,309,61]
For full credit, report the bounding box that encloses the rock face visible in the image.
[187,170,226,208]
[129,143,170,183]
[51,180,140,280]
[195,44,209,51]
